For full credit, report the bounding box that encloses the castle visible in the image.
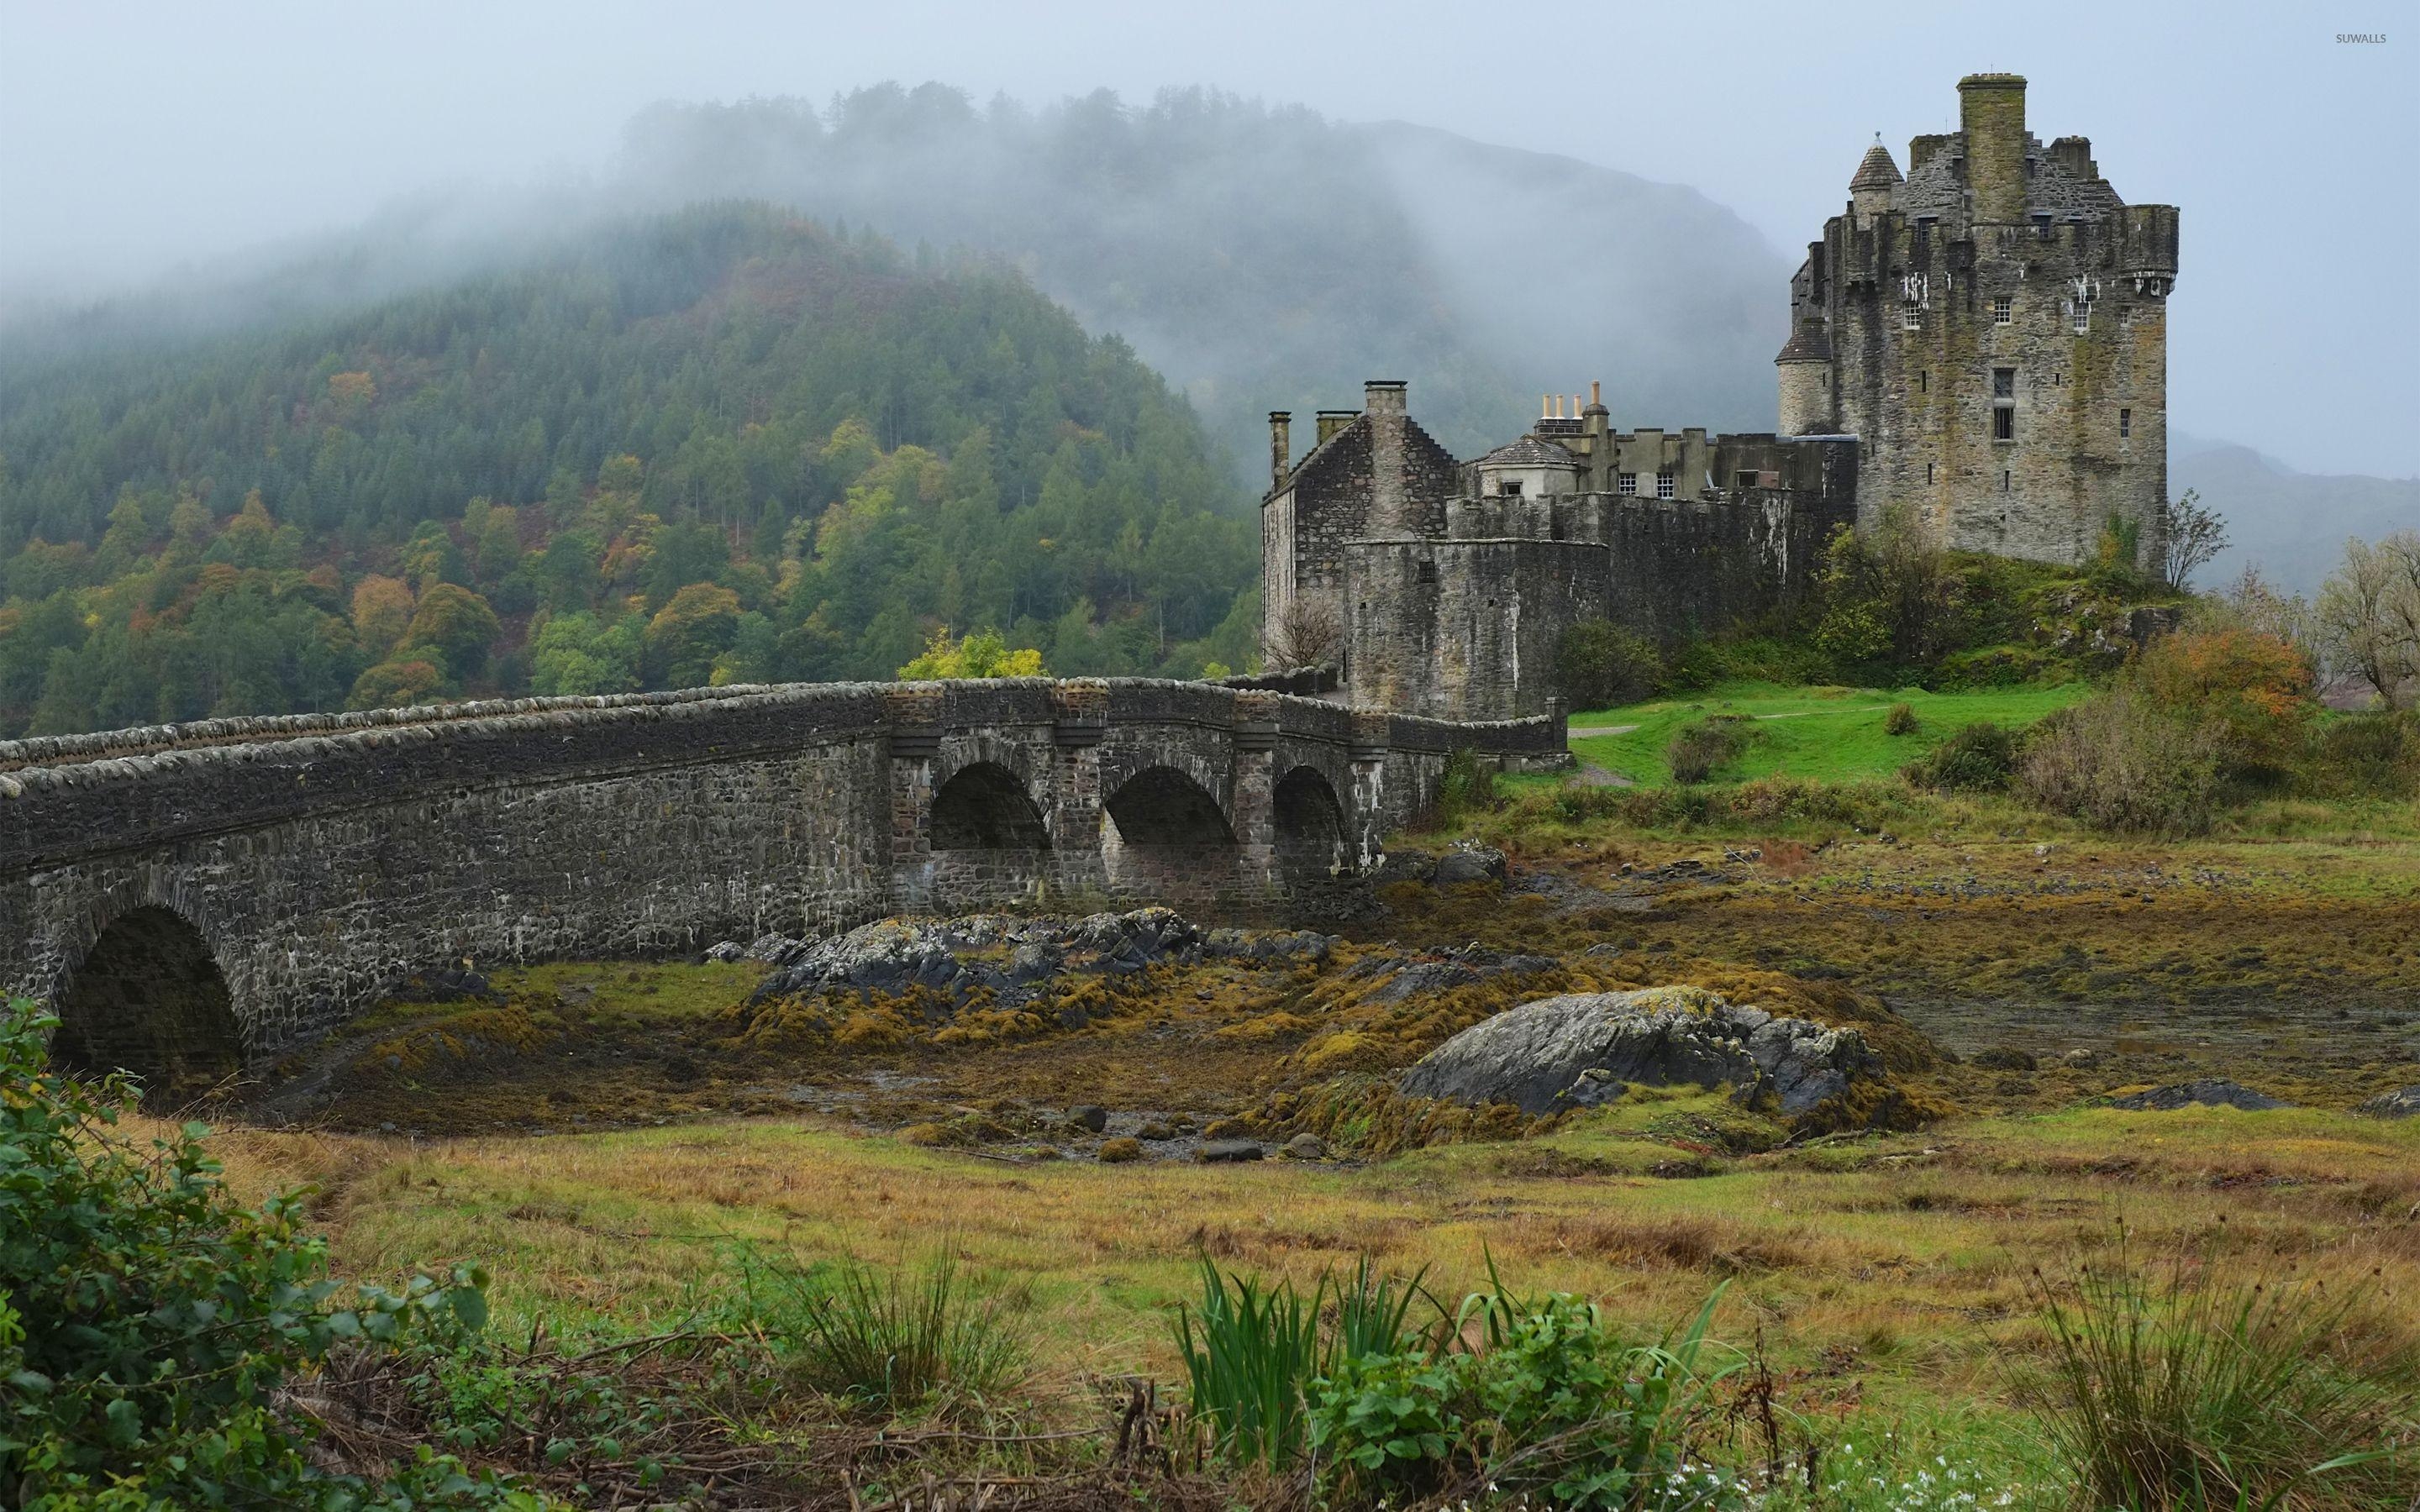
[1261,75,2180,721]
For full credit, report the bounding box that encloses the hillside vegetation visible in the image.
[0,205,1258,737]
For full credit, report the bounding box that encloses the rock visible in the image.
[2355,1086,2420,1118]
[703,940,748,963]
[1197,1139,1265,1163]
[2110,1079,2291,1112]
[1068,1104,1109,1133]
[1007,941,1063,981]
[1399,986,1889,1118]
[1097,1137,1144,1163]
[2062,1048,2102,1068]
[1281,1132,1327,1161]
[1434,845,1508,887]
[1972,1047,2039,1073]
[1373,848,1438,885]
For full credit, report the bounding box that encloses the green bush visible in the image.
[1903,721,2023,793]
[2298,710,2420,801]
[1556,621,1665,712]
[1883,701,1919,737]
[0,1002,519,1509]
[1307,1277,1740,1509]
[2029,1233,2416,1509]
[1436,748,1500,822]
[741,1243,1028,1414]
[1666,715,1759,785]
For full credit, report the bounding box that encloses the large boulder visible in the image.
[1399,986,1886,1117]
[1434,845,1508,888]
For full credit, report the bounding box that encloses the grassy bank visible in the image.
[1567,680,2091,788]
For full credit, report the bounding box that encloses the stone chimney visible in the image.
[1959,73,2029,224]
[1365,381,1408,533]
[1315,410,1357,444]
[1267,411,1292,490]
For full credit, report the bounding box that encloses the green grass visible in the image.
[1569,680,2091,788]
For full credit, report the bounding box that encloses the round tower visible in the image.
[1774,319,1833,435]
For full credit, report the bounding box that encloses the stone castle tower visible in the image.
[1776,74,2179,567]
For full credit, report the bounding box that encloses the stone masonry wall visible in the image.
[1,679,1560,1063]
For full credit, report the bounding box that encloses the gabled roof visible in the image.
[1476,435,1580,468]
[1849,139,1903,191]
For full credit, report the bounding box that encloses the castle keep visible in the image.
[1263,75,2177,722]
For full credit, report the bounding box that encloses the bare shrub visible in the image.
[2018,687,2223,835]
[1261,596,1344,675]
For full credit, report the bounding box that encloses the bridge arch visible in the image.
[49,905,243,1108]
[1102,764,1238,901]
[1273,765,1350,888]
[931,761,1050,851]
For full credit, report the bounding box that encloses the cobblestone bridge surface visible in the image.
[0,678,1560,1084]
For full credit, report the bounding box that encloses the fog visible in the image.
[2,0,2413,476]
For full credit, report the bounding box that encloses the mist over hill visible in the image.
[2172,433,2420,596]
[613,86,1791,465]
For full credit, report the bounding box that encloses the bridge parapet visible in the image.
[1,679,1560,1074]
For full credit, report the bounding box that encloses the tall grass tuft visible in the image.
[1173,1255,1326,1470]
[2028,1231,2413,1509]
[1173,1253,1438,1473]
[740,1242,1030,1415]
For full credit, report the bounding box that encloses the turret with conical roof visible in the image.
[1849,134,1901,220]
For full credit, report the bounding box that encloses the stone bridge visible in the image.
[0,678,1562,1094]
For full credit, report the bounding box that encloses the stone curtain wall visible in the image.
[0,679,1560,1063]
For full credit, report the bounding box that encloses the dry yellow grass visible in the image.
[179,1091,2420,1420]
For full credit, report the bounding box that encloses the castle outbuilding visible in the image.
[1261,75,2178,722]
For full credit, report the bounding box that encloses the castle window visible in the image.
[1920,370,1928,394]
[1993,296,2013,324]
[1499,479,1523,497]
[2071,302,2090,335]
[1991,366,2016,441]
[1655,469,1676,500]
[1927,462,1935,485]
[1901,304,1921,331]
[2002,470,2012,491]
[2033,214,2054,237]
[1617,472,1638,496]
[2119,306,2133,329]
[2119,407,2132,439]
[1416,560,1438,585]
[1735,470,1760,490]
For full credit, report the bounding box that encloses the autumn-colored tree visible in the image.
[350,574,416,656]
[896,627,1046,680]
[347,656,444,710]
[402,583,502,680]
[2133,627,2314,771]
[643,581,743,688]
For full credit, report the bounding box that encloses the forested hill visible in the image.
[0,205,1259,738]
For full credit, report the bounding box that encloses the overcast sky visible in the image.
[2,0,2413,475]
